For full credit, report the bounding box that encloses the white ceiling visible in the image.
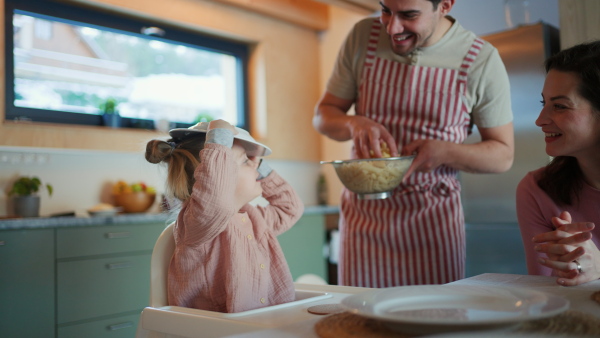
[314,0,379,13]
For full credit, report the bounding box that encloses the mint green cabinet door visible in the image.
[278,214,327,282]
[0,229,55,338]
[58,313,140,338]
[57,253,151,323]
[56,223,166,258]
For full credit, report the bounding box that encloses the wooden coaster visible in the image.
[314,312,410,338]
[591,290,600,305]
[307,304,346,315]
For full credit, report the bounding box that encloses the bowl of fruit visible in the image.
[112,181,157,213]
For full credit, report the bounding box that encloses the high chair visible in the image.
[136,222,334,338]
[149,222,176,308]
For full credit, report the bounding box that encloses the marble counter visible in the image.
[0,213,172,230]
[0,205,339,231]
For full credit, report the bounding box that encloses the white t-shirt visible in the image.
[326,16,513,128]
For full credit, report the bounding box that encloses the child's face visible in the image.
[232,143,262,207]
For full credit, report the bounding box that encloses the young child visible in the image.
[145,119,304,313]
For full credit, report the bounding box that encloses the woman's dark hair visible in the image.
[537,40,600,205]
[145,134,206,201]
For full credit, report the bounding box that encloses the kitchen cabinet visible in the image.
[56,223,165,337]
[0,221,166,338]
[278,213,329,282]
[0,229,55,338]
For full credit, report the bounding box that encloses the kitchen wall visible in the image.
[1,0,359,216]
[0,0,576,217]
[0,146,322,216]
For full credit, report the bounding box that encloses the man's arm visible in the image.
[402,122,514,179]
[313,92,399,158]
[312,91,355,141]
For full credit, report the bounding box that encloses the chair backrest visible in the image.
[149,222,175,307]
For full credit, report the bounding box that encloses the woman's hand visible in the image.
[533,211,600,286]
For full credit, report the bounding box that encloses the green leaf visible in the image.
[8,176,53,197]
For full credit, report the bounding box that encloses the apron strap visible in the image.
[364,18,382,68]
[458,38,485,134]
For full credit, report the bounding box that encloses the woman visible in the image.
[516,40,600,286]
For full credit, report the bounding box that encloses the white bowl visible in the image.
[321,156,414,200]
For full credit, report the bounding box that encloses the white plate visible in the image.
[341,285,569,335]
[87,207,122,217]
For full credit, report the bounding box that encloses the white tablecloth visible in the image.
[227,273,600,338]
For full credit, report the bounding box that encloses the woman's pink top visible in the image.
[168,143,304,313]
[516,167,600,276]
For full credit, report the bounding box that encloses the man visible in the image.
[314,0,514,287]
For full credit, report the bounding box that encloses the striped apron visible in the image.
[338,19,484,287]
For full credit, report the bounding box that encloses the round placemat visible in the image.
[314,310,600,337]
[591,290,600,305]
[517,310,600,336]
[314,312,410,338]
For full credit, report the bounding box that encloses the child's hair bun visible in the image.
[145,139,174,164]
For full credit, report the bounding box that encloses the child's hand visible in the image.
[208,119,237,135]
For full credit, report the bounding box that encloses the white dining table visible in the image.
[136,273,600,338]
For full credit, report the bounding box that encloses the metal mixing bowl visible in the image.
[321,156,414,200]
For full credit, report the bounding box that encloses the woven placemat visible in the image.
[517,310,600,336]
[592,290,600,305]
[314,310,600,337]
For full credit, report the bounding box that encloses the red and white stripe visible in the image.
[339,20,482,288]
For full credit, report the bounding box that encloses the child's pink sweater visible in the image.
[168,143,304,313]
[516,167,600,276]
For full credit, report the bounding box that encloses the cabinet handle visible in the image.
[106,262,133,270]
[107,321,134,331]
[105,231,131,239]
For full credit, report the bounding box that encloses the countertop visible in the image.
[0,205,339,230]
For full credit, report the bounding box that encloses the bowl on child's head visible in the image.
[113,192,156,213]
[321,155,415,200]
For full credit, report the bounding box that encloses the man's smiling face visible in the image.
[379,0,449,56]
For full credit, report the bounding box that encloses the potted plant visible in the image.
[9,176,53,217]
[100,98,121,128]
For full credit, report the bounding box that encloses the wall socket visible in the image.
[0,152,50,165]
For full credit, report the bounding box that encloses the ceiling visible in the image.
[314,0,379,13]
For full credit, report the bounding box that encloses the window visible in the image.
[6,0,250,130]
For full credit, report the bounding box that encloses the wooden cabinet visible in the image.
[0,222,166,338]
[0,229,55,338]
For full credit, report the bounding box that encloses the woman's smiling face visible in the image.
[537,69,600,159]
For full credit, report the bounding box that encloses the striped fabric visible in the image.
[338,19,483,288]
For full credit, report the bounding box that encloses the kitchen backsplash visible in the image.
[0,146,322,217]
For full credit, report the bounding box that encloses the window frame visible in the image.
[5,0,251,130]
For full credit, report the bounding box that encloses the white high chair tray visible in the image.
[137,284,369,338]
